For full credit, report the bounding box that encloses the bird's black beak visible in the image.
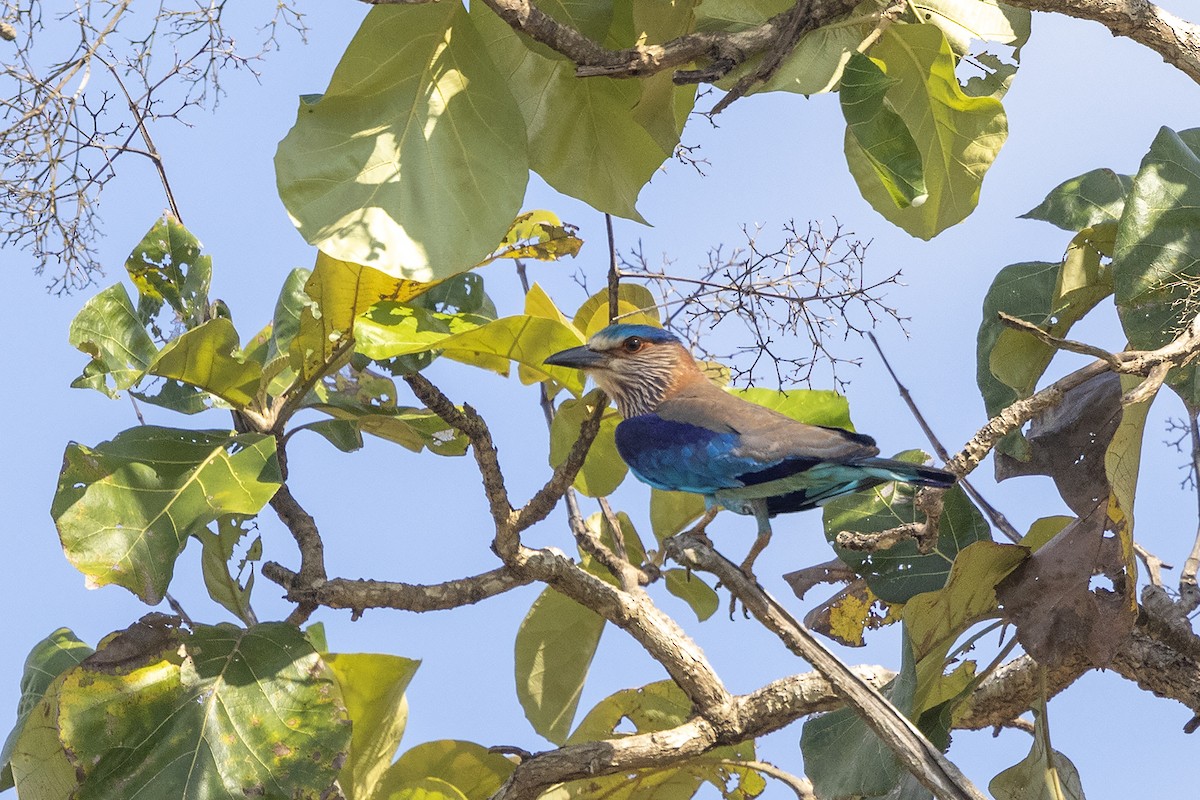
[544,345,606,370]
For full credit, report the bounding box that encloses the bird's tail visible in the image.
[853,457,957,488]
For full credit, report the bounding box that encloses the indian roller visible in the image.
[544,323,956,576]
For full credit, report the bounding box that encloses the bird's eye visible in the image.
[623,337,644,353]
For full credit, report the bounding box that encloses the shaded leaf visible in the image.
[148,317,264,408]
[1113,127,1200,405]
[197,516,260,625]
[782,557,857,600]
[69,283,157,397]
[1021,168,1133,232]
[276,4,528,279]
[298,418,366,453]
[324,653,420,800]
[650,488,707,543]
[846,23,1006,239]
[664,568,719,622]
[550,390,626,496]
[824,451,990,603]
[841,52,927,209]
[124,215,212,325]
[375,740,515,800]
[515,587,606,745]
[52,426,281,603]
[989,710,1086,800]
[55,618,350,800]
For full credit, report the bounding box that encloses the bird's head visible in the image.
[544,324,694,417]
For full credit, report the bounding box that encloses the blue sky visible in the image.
[3,3,1198,797]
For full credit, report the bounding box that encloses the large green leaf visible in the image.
[325,653,420,800]
[846,23,1007,239]
[124,214,212,325]
[0,629,94,790]
[1113,127,1200,405]
[976,241,1114,457]
[276,4,528,280]
[68,283,157,397]
[5,674,75,799]
[549,390,627,497]
[52,426,281,604]
[1021,167,1133,232]
[148,317,264,408]
[823,451,991,603]
[515,586,606,745]
[650,488,707,542]
[52,620,350,800]
[375,740,515,800]
[989,710,1085,800]
[909,0,1030,54]
[471,1,667,223]
[730,386,855,428]
[840,52,927,209]
[630,0,698,151]
[551,680,765,800]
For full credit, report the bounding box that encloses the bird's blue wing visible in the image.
[614,414,794,495]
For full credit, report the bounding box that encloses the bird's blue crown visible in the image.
[588,323,680,350]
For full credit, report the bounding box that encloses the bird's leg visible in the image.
[740,499,773,582]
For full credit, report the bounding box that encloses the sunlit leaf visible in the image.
[276,4,528,279]
[846,23,1007,239]
[123,215,212,325]
[52,426,281,604]
[841,52,927,209]
[730,386,855,429]
[375,740,515,800]
[515,587,605,745]
[324,653,420,800]
[68,283,157,397]
[650,488,707,543]
[909,0,1030,54]
[148,317,263,408]
[482,210,583,264]
[572,284,661,336]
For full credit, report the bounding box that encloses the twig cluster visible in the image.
[0,1,306,291]
[621,220,905,390]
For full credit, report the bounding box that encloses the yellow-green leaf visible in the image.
[148,317,263,408]
[549,390,626,497]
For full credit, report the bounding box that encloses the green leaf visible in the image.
[69,283,157,397]
[276,4,528,280]
[5,675,75,799]
[324,653,420,800]
[846,23,1007,239]
[483,210,584,264]
[729,386,855,429]
[903,540,1027,712]
[976,242,1114,457]
[124,215,212,325]
[130,379,210,415]
[1113,127,1200,405]
[550,390,627,497]
[664,569,719,621]
[630,0,698,149]
[841,52,927,209]
[298,418,366,452]
[1021,168,1133,232]
[0,629,94,789]
[197,516,260,625]
[823,450,991,603]
[572,284,660,337]
[801,630,922,799]
[355,303,491,365]
[989,710,1085,800]
[514,586,606,745]
[650,489,707,543]
[556,680,761,800]
[374,740,515,800]
[52,426,281,604]
[471,2,667,223]
[148,317,264,408]
[54,619,350,800]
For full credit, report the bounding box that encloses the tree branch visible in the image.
[268,483,328,626]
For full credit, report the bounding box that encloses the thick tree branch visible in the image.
[268,483,328,626]
[1004,0,1200,85]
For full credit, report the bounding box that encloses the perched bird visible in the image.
[544,323,956,576]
